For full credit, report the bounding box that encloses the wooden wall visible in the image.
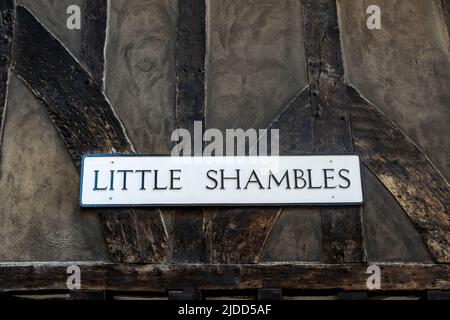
[0,0,448,270]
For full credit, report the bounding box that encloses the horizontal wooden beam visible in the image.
[0,262,449,293]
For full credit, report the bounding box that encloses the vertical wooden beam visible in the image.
[0,0,14,160]
[303,0,364,263]
[169,0,206,263]
[81,0,107,86]
[176,0,206,130]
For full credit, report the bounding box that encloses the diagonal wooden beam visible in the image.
[12,5,168,263]
[348,84,450,263]
[303,0,365,263]
[0,0,14,161]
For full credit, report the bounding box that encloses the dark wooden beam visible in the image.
[170,0,206,263]
[0,0,14,159]
[348,84,450,263]
[205,207,282,263]
[303,0,364,263]
[176,0,205,130]
[13,5,133,164]
[443,0,450,38]
[81,0,107,86]
[12,6,169,263]
[1,262,450,293]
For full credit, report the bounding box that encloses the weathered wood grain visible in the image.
[101,208,168,263]
[12,6,168,263]
[0,0,14,158]
[167,0,206,264]
[13,6,133,164]
[303,0,364,263]
[348,84,450,263]
[176,0,205,133]
[1,262,450,292]
[205,208,282,263]
[81,0,107,85]
[168,208,205,263]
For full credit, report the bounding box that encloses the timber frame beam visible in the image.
[0,262,449,293]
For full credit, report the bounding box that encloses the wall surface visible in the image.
[0,0,108,261]
[0,0,448,263]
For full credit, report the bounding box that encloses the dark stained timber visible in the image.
[176,0,205,132]
[303,0,364,263]
[101,207,168,263]
[444,0,450,38]
[348,84,450,263]
[81,0,107,85]
[170,0,206,263]
[0,0,14,158]
[169,208,205,263]
[1,262,450,293]
[205,207,282,263]
[12,6,169,263]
